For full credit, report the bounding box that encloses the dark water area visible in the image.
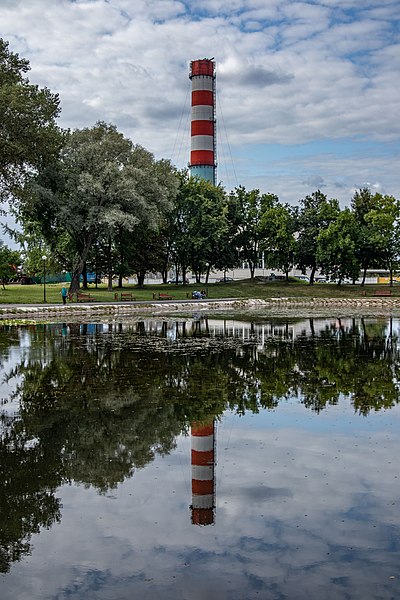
[0,316,400,599]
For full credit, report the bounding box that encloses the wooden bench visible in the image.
[77,292,96,302]
[157,293,174,300]
[361,289,392,297]
[114,292,136,301]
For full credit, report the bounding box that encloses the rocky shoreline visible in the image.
[2,296,400,322]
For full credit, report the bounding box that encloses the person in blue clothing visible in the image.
[61,286,68,305]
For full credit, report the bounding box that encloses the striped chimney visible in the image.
[190,420,216,525]
[189,58,216,185]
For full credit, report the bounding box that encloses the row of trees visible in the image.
[2,37,400,291]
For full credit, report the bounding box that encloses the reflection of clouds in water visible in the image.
[2,403,400,599]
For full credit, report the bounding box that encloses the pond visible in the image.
[0,316,400,599]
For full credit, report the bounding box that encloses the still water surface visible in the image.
[1,316,400,599]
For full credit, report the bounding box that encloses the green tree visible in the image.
[0,241,20,288]
[232,187,278,279]
[116,225,168,287]
[296,190,339,284]
[351,188,380,285]
[316,207,360,284]
[261,202,297,281]
[365,194,400,285]
[0,38,62,204]
[20,122,178,293]
[172,175,229,284]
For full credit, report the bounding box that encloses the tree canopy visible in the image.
[0,38,63,205]
[19,122,178,292]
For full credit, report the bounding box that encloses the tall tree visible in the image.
[296,190,339,284]
[20,122,178,293]
[261,202,297,282]
[364,194,400,285]
[0,38,62,204]
[171,174,229,284]
[232,187,278,279]
[316,207,360,284]
[351,187,380,285]
[0,241,20,289]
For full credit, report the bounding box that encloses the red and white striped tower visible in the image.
[189,58,216,185]
[190,420,216,525]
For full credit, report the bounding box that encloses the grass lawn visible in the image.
[0,278,399,304]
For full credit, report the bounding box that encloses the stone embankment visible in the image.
[2,296,400,322]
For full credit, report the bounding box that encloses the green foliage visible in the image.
[351,187,382,281]
[171,174,230,283]
[19,122,178,293]
[261,202,297,279]
[317,207,360,283]
[364,194,400,280]
[0,242,20,288]
[231,187,278,279]
[0,38,63,204]
[296,190,340,284]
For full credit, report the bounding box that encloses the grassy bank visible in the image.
[0,278,398,304]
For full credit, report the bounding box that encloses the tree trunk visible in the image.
[205,264,210,284]
[361,266,367,286]
[82,263,88,290]
[106,236,113,292]
[308,266,316,285]
[285,269,289,283]
[249,261,255,280]
[390,268,393,287]
[309,318,315,337]
[69,234,94,295]
[118,273,123,288]
[137,270,146,287]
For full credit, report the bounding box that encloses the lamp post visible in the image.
[42,255,47,303]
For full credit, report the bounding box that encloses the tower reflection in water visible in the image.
[190,420,216,525]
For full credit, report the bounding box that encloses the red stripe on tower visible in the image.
[189,58,216,184]
[190,150,214,165]
[190,420,216,525]
[192,90,213,106]
[191,120,214,137]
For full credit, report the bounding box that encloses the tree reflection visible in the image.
[1,318,400,571]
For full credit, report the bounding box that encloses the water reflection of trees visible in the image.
[1,318,400,572]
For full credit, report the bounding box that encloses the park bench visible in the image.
[114,292,136,301]
[76,292,96,302]
[156,293,174,300]
[362,289,392,297]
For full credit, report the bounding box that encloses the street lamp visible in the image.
[42,255,47,303]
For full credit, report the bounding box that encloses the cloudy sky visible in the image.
[1,0,399,207]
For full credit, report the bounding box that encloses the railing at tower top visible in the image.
[189,59,216,79]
